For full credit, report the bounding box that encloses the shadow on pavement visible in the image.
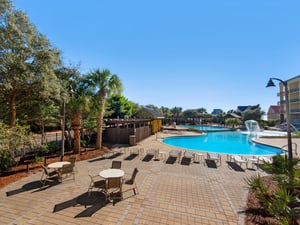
[205,159,218,168]
[53,191,106,217]
[141,155,154,162]
[6,180,60,196]
[165,156,177,164]
[180,157,192,166]
[226,161,245,172]
[124,153,138,160]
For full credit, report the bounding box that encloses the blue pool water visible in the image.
[162,131,283,156]
[181,125,232,132]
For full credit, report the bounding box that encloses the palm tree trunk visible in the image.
[96,108,105,149]
[96,114,102,149]
[72,112,82,154]
[96,94,106,150]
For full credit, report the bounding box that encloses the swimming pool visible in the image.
[162,131,283,156]
[181,125,232,132]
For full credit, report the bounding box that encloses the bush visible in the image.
[245,156,300,224]
[45,142,59,154]
[0,150,14,172]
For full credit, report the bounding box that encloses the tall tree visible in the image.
[196,107,207,115]
[85,69,122,149]
[160,106,172,118]
[170,106,183,124]
[106,94,138,119]
[0,1,61,127]
[64,67,93,154]
[242,105,265,122]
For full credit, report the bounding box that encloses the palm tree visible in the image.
[85,69,122,150]
[170,107,183,124]
[68,80,92,154]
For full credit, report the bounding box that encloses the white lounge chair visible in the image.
[207,153,221,166]
[183,151,195,159]
[257,156,272,164]
[169,150,182,163]
[246,156,259,169]
[144,148,159,160]
[180,151,195,164]
[232,155,248,168]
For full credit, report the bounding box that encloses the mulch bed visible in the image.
[244,175,280,225]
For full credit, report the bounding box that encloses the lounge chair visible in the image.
[181,151,195,165]
[104,147,125,159]
[257,156,272,164]
[232,155,248,168]
[246,156,259,169]
[144,149,159,161]
[207,152,221,166]
[183,151,195,160]
[169,150,182,163]
[130,148,144,157]
[125,148,143,160]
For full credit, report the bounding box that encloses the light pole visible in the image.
[266,78,293,186]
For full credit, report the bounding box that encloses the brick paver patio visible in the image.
[0,132,296,225]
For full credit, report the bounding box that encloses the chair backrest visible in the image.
[184,151,194,158]
[107,177,122,189]
[68,156,76,166]
[61,164,74,174]
[170,150,181,159]
[88,174,95,183]
[111,160,122,169]
[131,168,138,181]
[147,149,158,155]
[208,153,220,160]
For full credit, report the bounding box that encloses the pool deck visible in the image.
[0,131,298,225]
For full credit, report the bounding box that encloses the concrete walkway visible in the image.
[0,132,296,225]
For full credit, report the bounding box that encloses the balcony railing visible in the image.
[289,87,300,93]
[291,109,300,113]
[290,98,300,103]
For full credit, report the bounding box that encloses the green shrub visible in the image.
[245,156,300,224]
[45,142,59,153]
[0,150,14,172]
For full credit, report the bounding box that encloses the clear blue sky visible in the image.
[13,0,300,114]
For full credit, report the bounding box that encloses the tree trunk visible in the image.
[41,120,45,145]
[72,112,82,154]
[9,91,17,128]
[96,114,102,150]
[96,95,106,150]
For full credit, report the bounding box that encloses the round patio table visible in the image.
[48,161,70,169]
[99,169,124,178]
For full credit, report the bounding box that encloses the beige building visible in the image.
[276,75,300,128]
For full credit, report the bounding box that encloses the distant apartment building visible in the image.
[276,75,300,127]
[267,105,280,121]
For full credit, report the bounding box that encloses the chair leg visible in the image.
[40,172,45,184]
[133,184,138,195]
